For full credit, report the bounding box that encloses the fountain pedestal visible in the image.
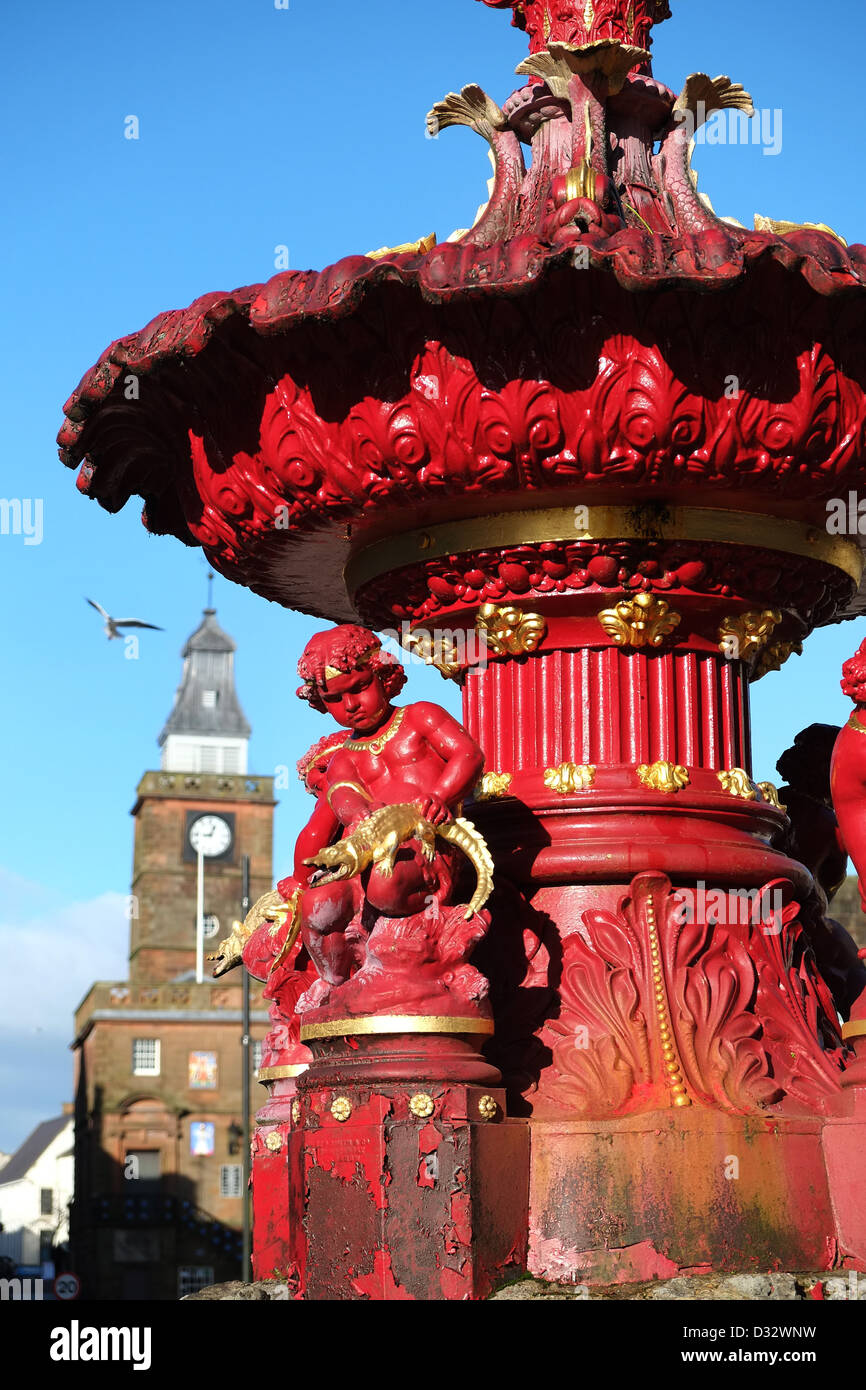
[60,0,866,1297]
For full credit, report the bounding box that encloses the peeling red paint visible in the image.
[351,1248,415,1301]
[261,1079,527,1299]
[532,1232,681,1284]
[440,1261,473,1299]
[450,1192,473,1247]
[304,1091,392,1210]
[418,1121,442,1155]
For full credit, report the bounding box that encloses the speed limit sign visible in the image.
[53,1272,81,1300]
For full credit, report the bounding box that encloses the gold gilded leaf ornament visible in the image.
[598,593,681,649]
[474,771,514,800]
[637,762,690,793]
[757,782,783,809]
[717,769,757,800]
[544,763,596,794]
[476,603,546,656]
[717,609,781,663]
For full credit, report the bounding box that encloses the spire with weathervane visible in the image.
[158,594,251,775]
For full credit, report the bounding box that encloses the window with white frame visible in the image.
[178,1266,214,1298]
[132,1038,160,1076]
[201,689,217,709]
[219,1165,243,1198]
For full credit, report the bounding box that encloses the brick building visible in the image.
[71,608,275,1300]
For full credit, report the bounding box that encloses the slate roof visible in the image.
[158,609,251,743]
[0,1116,70,1186]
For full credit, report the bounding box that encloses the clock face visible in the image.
[189,814,232,858]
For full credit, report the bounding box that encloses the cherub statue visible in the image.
[292,625,491,1017]
[777,723,847,903]
[833,641,866,914]
[214,626,494,1029]
[209,731,352,1074]
[774,722,865,1018]
[830,638,866,1077]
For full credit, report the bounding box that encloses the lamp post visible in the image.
[195,847,205,985]
[240,854,251,1280]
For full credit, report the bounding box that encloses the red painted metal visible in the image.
[479,0,671,57]
[463,641,752,772]
[61,0,866,1296]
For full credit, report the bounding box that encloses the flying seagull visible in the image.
[86,598,163,640]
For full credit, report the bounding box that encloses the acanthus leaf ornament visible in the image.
[401,627,462,679]
[637,761,689,792]
[476,603,547,657]
[598,592,681,649]
[544,762,596,793]
[474,770,514,800]
[540,871,842,1119]
[718,768,757,801]
[516,39,650,99]
[717,609,782,664]
[757,781,783,809]
[479,0,671,54]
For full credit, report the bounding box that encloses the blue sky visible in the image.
[1,0,864,1149]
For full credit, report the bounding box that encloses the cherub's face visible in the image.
[317,666,389,733]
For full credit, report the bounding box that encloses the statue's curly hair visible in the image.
[296,730,350,795]
[296,624,406,713]
[841,638,866,705]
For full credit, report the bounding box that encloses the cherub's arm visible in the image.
[293,793,342,886]
[412,702,485,823]
[323,749,376,830]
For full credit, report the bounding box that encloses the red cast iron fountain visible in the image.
[60,0,866,1297]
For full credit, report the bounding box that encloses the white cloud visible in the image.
[0,869,129,1150]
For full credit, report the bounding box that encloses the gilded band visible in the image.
[257,1063,310,1080]
[300,1013,495,1040]
[327,780,373,809]
[345,505,863,596]
[842,1020,866,1040]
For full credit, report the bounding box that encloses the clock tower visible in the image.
[129,608,274,983]
[71,607,275,1300]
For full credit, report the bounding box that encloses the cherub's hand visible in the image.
[416,794,452,827]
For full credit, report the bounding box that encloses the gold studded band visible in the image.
[300,1014,495,1041]
[345,505,863,597]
